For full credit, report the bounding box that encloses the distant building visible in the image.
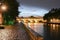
[50,18,60,23]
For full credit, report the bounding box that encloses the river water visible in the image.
[24,22,60,40]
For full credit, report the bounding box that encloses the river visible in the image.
[24,22,60,40]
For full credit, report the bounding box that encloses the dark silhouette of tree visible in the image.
[30,16,35,18]
[2,0,19,25]
[43,8,60,22]
[21,16,24,18]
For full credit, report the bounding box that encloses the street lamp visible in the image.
[0,2,8,26]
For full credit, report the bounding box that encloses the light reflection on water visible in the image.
[44,23,60,40]
[24,22,60,40]
[24,23,44,36]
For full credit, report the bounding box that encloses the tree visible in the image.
[43,8,60,22]
[2,0,19,25]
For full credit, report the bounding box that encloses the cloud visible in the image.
[17,0,60,10]
[17,0,60,17]
[18,5,48,17]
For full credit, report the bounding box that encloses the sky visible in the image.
[17,0,60,17]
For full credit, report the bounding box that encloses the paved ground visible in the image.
[0,22,30,40]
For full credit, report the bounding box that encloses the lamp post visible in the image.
[0,2,7,26]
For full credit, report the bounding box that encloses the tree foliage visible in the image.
[43,8,60,21]
[2,0,19,25]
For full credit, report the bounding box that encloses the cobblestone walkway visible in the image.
[0,22,30,40]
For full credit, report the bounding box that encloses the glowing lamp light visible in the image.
[0,2,8,25]
[1,5,7,11]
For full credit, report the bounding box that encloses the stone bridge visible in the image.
[16,17,46,23]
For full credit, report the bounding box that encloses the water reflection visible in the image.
[24,22,44,36]
[24,22,60,40]
[44,23,60,40]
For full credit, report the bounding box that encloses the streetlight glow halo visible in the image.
[1,4,8,11]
